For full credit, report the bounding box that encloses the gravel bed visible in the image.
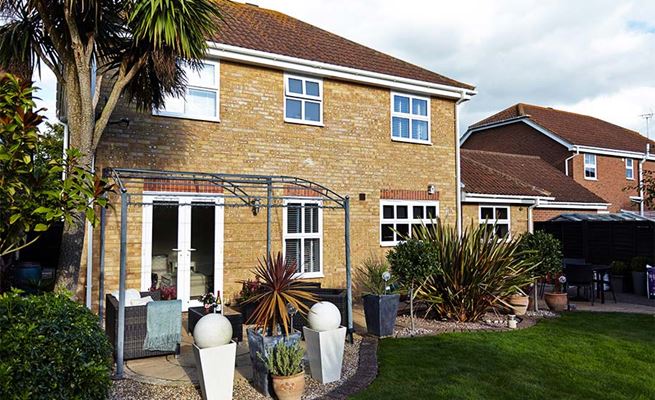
[393,312,541,338]
[110,336,361,400]
[525,309,559,318]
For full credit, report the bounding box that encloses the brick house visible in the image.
[76,1,476,309]
[460,149,608,237]
[461,103,655,213]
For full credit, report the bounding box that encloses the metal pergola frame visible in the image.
[99,168,353,379]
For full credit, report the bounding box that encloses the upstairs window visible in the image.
[380,200,439,246]
[626,158,634,180]
[391,93,430,144]
[155,61,219,121]
[479,205,510,239]
[584,154,597,180]
[283,200,323,277]
[284,75,323,125]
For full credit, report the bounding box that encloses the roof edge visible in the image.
[208,42,477,99]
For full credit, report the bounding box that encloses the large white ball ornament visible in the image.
[194,313,233,348]
[308,301,341,332]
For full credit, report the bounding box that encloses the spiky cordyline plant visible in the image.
[415,220,537,322]
[244,252,317,336]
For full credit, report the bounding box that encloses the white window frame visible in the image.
[282,199,324,278]
[154,60,220,122]
[390,92,431,145]
[379,200,439,246]
[478,205,511,239]
[283,74,323,126]
[583,153,597,180]
[626,158,634,180]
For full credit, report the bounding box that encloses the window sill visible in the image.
[284,118,324,127]
[152,111,221,123]
[391,137,432,145]
[293,272,324,279]
[380,241,398,247]
[584,177,598,181]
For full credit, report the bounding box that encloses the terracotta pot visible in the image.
[507,294,529,316]
[544,292,568,312]
[272,372,305,400]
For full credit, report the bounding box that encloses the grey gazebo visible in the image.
[98,168,353,378]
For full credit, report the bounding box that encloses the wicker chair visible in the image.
[105,291,181,360]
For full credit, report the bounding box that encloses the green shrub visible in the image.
[610,261,627,275]
[517,230,562,278]
[387,236,439,329]
[630,256,651,272]
[258,341,304,376]
[416,221,536,322]
[356,255,397,296]
[0,291,112,399]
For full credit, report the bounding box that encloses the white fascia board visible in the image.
[462,192,554,205]
[460,116,530,144]
[538,201,609,210]
[571,145,655,160]
[206,42,477,100]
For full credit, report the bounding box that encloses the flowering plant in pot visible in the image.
[356,255,399,337]
[544,275,568,312]
[235,278,263,321]
[258,341,305,400]
[242,252,316,396]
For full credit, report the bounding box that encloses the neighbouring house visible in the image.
[65,1,476,309]
[461,103,655,213]
[460,149,608,238]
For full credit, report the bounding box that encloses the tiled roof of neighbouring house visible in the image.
[461,149,608,204]
[212,1,474,90]
[470,103,654,153]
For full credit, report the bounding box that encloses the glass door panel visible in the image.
[189,202,216,302]
[151,202,179,297]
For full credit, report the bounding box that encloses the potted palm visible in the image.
[258,341,305,400]
[357,256,399,337]
[242,253,315,396]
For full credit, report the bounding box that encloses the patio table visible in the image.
[187,306,243,343]
[566,264,612,304]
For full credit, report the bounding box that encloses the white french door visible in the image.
[141,194,224,311]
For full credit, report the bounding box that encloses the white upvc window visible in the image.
[391,92,431,144]
[284,74,323,126]
[283,199,323,277]
[379,200,439,246]
[479,205,511,239]
[155,60,220,122]
[626,158,634,180]
[584,153,597,180]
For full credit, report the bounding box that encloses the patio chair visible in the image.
[105,290,181,360]
[563,266,596,305]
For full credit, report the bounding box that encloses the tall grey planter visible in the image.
[247,328,301,397]
[362,294,399,337]
[632,271,647,296]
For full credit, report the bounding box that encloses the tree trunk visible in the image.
[55,212,86,295]
[532,278,539,312]
[409,283,415,332]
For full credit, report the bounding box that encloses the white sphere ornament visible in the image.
[308,301,341,332]
[193,313,233,348]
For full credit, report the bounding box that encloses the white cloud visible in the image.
[32,0,655,137]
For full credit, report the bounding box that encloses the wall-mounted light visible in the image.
[251,198,261,216]
[427,184,436,195]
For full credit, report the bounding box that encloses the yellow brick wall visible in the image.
[82,60,458,307]
[462,203,529,237]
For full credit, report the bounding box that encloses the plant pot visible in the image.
[507,294,529,316]
[192,341,236,400]
[611,275,623,294]
[632,271,647,296]
[362,294,399,337]
[544,293,568,312]
[247,328,301,397]
[271,372,305,400]
[303,326,346,384]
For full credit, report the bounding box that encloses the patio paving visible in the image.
[122,306,369,386]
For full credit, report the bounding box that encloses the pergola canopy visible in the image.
[99,168,353,379]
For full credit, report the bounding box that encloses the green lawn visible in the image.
[353,313,655,400]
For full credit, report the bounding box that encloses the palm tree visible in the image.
[0,0,223,292]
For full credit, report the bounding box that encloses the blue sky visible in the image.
[33,0,655,137]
